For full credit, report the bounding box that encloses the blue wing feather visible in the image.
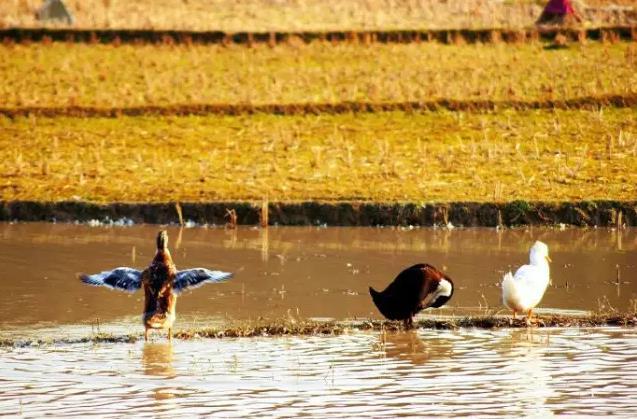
[173,268,233,294]
[80,267,142,292]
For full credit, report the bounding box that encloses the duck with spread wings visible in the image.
[80,230,233,341]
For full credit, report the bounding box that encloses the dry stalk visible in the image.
[175,202,184,226]
[225,208,238,229]
[260,197,269,228]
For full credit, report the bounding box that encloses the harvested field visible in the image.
[2,0,637,31]
[1,109,636,204]
[1,42,636,108]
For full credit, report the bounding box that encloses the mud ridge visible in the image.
[1,94,636,118]
[1,26,636,46]
[2,314,636,347]
[1,200,636,227]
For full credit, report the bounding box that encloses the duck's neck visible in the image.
[530,258,550,275]
[154,232,171,263]
[157,234,168,251]
[156,246,171,258]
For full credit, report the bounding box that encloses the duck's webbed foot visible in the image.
[525,310,541,327]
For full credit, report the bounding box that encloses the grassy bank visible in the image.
[2,27,637,47]
[2,42,636,108]
[1,109,636,204]
[3,0,637,31]
[2,200,635,226]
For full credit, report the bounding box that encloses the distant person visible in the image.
[536,0,584,25]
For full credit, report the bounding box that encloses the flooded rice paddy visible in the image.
[1,223,636,416]
[1,223,636,327]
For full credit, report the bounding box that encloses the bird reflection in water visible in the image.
[142,342,176,401]
[502,327,551,350]
[497,328,553,416]
[379,330,452,365]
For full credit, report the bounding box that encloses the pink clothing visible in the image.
[543,0,576,15]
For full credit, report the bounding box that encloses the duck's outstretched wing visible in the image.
[173,268,233,295]
[79,267,142,292]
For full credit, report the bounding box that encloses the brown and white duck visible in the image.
[369,263,454,328]
[80,230,233,341]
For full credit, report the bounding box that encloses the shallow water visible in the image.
[2,224,636,416]
[2,328,637,417]
[0,223,635,329]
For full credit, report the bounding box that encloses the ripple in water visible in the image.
[2,328,637,417]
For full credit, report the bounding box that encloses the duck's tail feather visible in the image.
[502,271,514,284]
[369,286,382,307]
[501,271,517,308]
[369,286,393,319]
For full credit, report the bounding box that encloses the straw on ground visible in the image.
[1,108,635,203]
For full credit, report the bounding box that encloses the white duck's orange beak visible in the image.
[546,255,552,263]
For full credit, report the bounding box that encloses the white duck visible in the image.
[502,241,551,324]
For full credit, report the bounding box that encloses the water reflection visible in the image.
[380,330,452,365]
[174,227,184,250]
[498,329,553,417]
[142,343,175,377]
[4,223,635,254]
[142,343,176,401]
[260,227,269,262]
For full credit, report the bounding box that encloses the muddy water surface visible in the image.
[2,328,637,417]
[0,224,635,328]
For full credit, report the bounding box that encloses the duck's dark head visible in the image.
[156,230,169,251]
[430,275,454,308]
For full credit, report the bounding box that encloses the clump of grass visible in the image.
[0,332,140,348]
[504,200,533,224]
[596,295,619,316]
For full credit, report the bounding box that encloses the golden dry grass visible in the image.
[2,0,637,31]
[1,109,635,203]
[1,42,637,108]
